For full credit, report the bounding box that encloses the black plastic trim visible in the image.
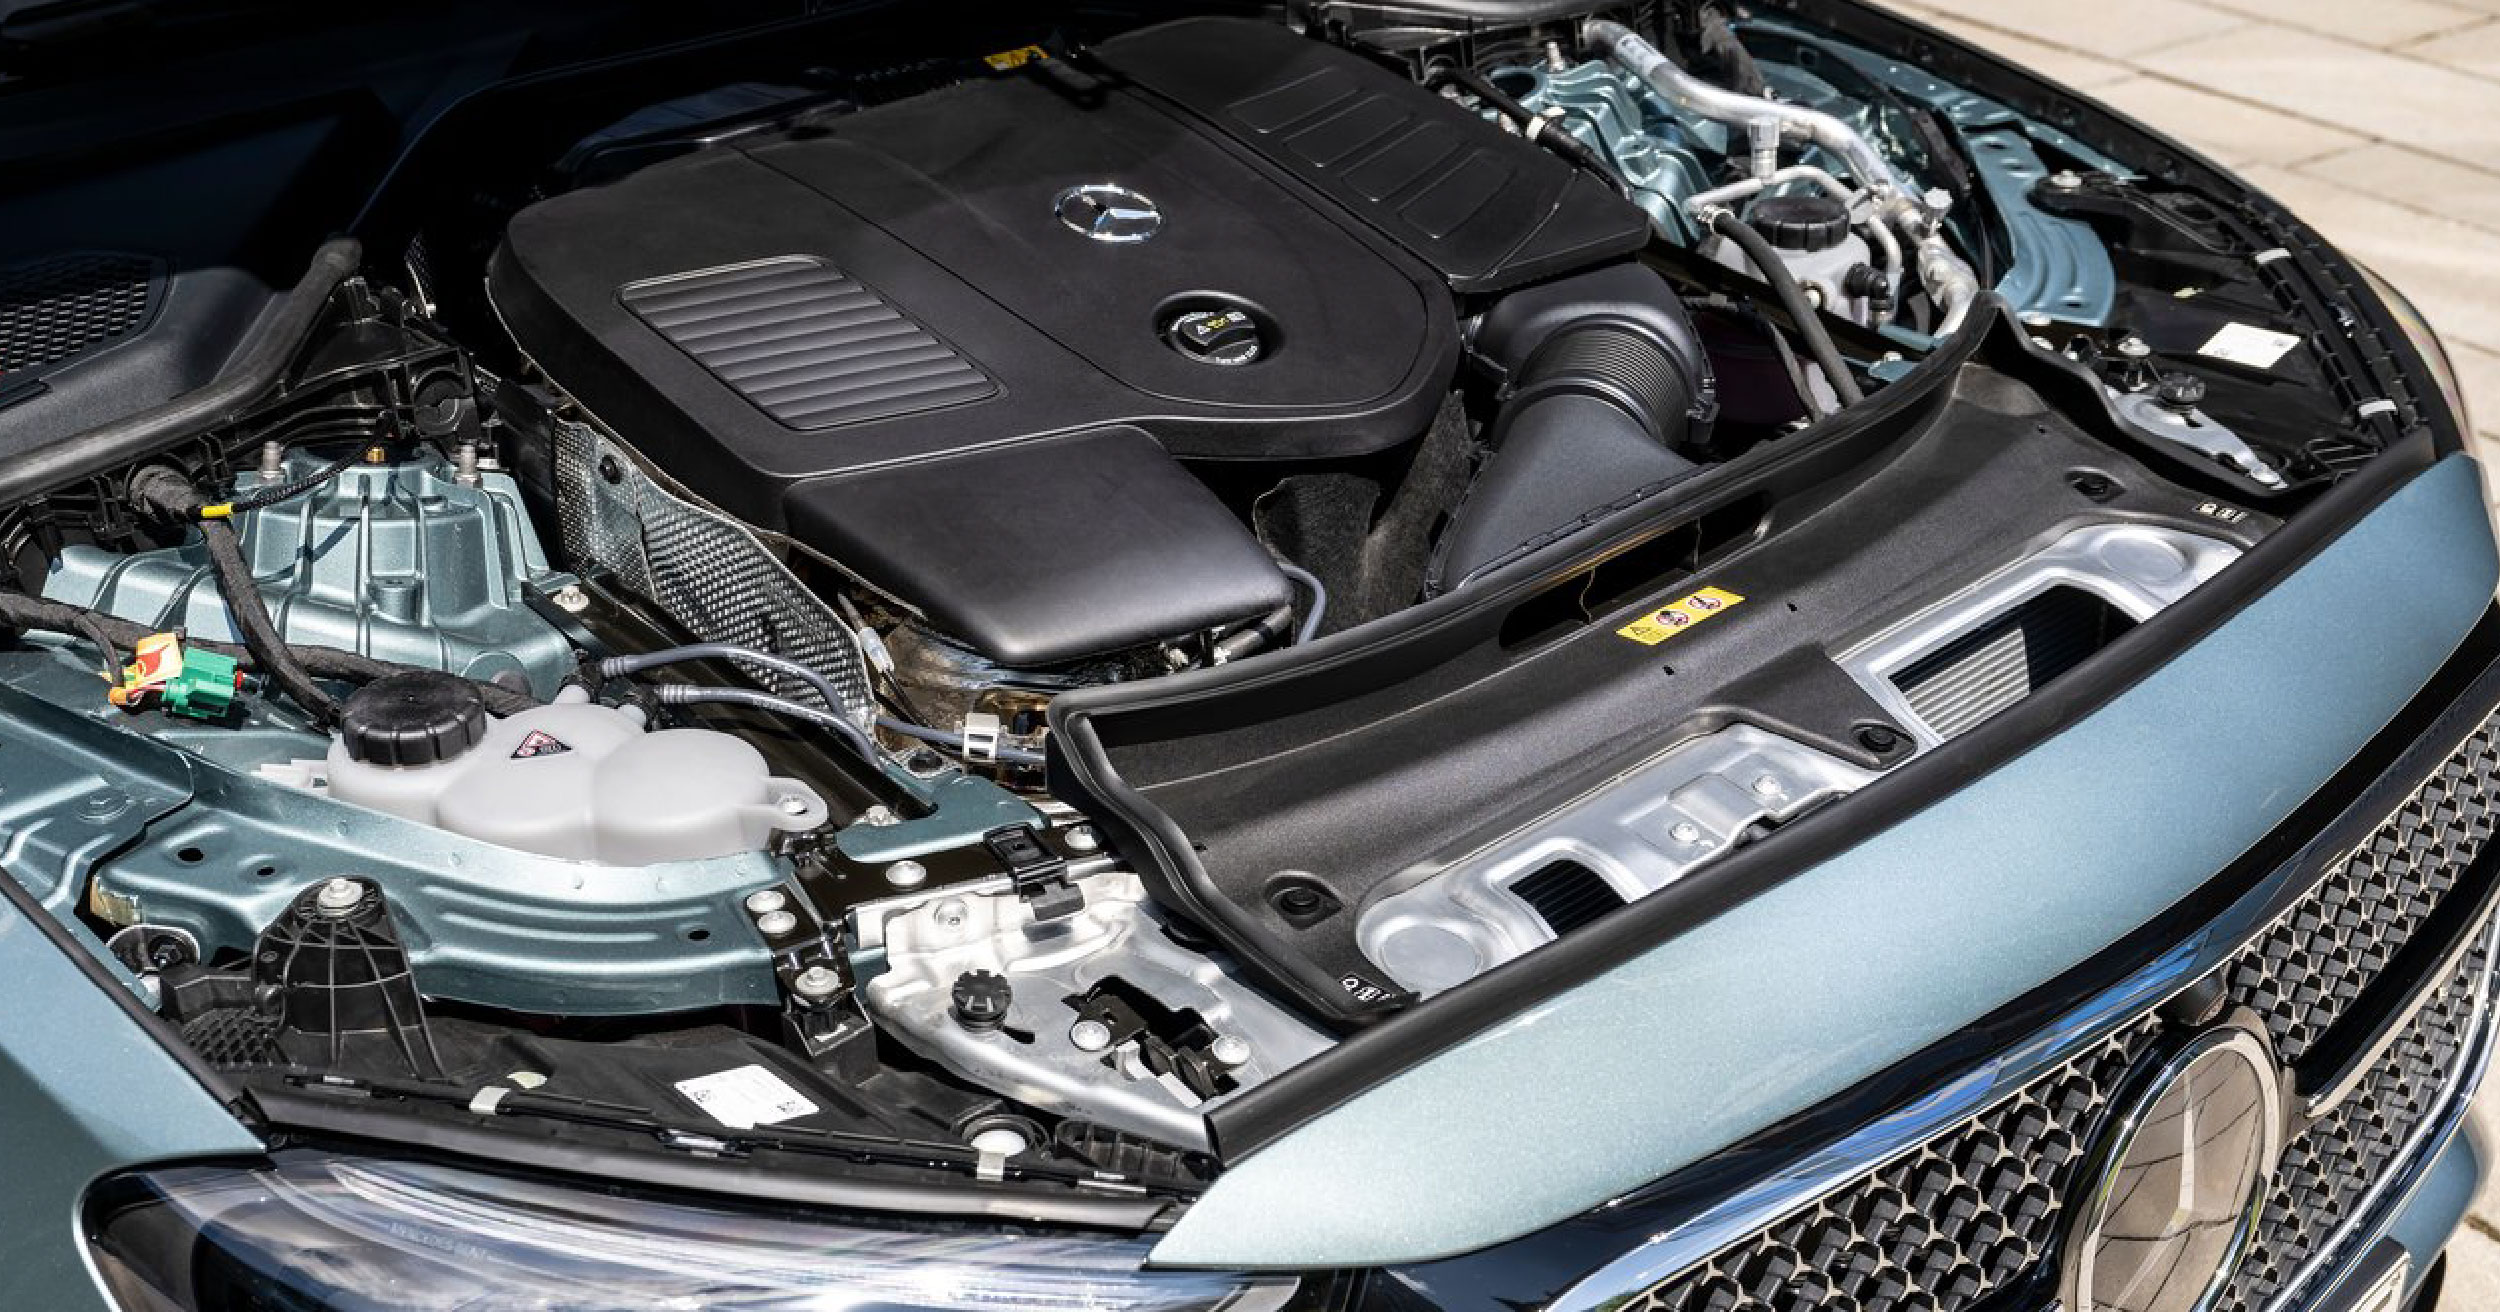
[1181,412,2436,1157]
[0,237,358,506]
[245,1087,1178,1231]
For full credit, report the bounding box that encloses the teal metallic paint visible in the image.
[0,896,260,1312]
[1154,454,2500,1269]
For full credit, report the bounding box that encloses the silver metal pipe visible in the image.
[1587,17,1979,336]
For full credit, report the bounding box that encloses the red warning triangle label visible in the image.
[510,729,572,759]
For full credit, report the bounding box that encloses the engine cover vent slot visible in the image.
[1507,859,1627,935]
[1891,585,2135,740]
[0,251,161,377]
[620,256,995,431]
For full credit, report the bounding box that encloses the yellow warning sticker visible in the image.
[982,45,1050,70]
[1616,586,1746,645]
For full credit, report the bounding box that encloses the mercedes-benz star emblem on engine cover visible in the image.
[1054,183,1162,243]
[2059,1019,2286,1312]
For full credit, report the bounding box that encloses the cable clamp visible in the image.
[961,712,1003,764]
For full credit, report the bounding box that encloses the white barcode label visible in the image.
[673,1064,819,1129]
[2196,322,2302,369]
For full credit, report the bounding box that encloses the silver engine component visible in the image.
[1585,19,1981,335]
[264,687,828,865]
[1363,522,2247,997]
[1360,725,1880,996]
[1838,522,2244,750]
[860,870,1331,1149]
[551,419,880,723]
[2111,380,2288,488]
[44,448,578,695]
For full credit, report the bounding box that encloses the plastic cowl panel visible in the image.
[1155,453,2500,1269]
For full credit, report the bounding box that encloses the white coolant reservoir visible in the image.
[272,673,828,864]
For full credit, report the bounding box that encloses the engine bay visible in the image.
[0,0,2442,1202]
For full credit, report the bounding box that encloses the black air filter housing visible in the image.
[488,18,1649,664]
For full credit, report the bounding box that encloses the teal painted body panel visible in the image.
[1154,454,2500,1268]
[0,897,260,1312]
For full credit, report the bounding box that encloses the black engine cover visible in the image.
[489,17,1648,663]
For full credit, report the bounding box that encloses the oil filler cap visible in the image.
[340,671,489,767]
[1167,305,1263,366]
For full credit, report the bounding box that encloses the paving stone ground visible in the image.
[1873,0,2500,1288]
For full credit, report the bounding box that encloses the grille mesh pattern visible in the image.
[2226,716,2500,1064]
[1637,1017,2163,1312]
[2226,933,2491,1311]
[0,252,155,375]
[551,420,876,723]
[1618,709,2500,1312]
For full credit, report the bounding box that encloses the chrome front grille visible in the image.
[1617,708,2500,1312]
[2227,930,2493,1311]
[2226,716,2500,1065]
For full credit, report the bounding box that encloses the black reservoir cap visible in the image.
[1748,193,1852,252]
[340,671,488,766]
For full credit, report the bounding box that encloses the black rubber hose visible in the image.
[875,715,1050,769]
[130,466,346,723]
[0,591,536,715]
[1275,560,1330,645]
[0,238,363,507]
[1427,66,1631,197]
[640,684,884,764]
[215,444,368,516]
[1708,210,1865,408]
[597,643,847,711]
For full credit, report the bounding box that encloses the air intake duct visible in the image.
[1430,264,1717,591]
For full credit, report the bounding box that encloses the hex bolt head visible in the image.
[2048,169,2082,190]
[1210,1035,1253,1067]
[885,859,929,889]
[1063,825,1102,854]
[551,584,591,614]
[1069,1018,1115,1052]
[2115,335,2153,360]
[778,795,812,817]
[755,910,797,937]
[793,965,843,1000]
[1670,821,1704,844]
[744,888,788,916]
[1751,774,1785,799]
[314,877,366,914]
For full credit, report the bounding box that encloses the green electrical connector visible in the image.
[161,646,242,720]
[111,633,242,722]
